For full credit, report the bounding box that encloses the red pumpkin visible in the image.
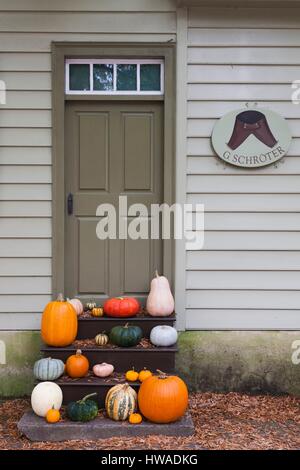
[103,297,140,318]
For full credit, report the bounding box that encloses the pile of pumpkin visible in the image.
[31,368,188,426]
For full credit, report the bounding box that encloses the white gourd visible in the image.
[31,382,63,417]
[93,363,114,377]
[150,325,178,347]
[146,271,174,317]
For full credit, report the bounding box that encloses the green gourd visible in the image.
[109,323,143,347]
[66,393,98,422]
[33,357,65,381]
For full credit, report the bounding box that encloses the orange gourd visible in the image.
[45,407,61,424]
[125,368,139,382]
[138,370,188,423]
[129,413,142,424]
[138,368,152,383]
[65,349,89,378]
[41,293,78,347]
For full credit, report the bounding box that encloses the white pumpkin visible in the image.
[150,325,178,347]
[67,298,83,315]
[31,381,63,417]
[146,271,174,317]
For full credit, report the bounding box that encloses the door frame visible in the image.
[52,43,176,301]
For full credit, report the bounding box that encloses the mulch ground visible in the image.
[0,393,299,450]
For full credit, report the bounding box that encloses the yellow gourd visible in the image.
[125,368,139,382]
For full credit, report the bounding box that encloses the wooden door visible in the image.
[65,101,163,304]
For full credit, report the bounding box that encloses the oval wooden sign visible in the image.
[211,108,292,168]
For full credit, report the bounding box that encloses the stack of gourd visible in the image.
[31,272,188,426]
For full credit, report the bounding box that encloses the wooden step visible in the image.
[50,374,140,406]
[77,313,176,339]
[41,344,177,371]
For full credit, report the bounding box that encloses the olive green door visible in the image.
[65,101,163,304]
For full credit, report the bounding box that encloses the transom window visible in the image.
[65,59,164,95]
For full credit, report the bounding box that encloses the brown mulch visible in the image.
[0,393,299,450]
[73,338,155,349]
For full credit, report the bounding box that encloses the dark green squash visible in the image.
[109,323,143,347]
[66,393,98,422]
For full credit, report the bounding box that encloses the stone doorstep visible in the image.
[18,411,194,442]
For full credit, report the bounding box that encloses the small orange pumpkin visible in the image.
[138,368,152,382]
[138,370,188,423]
[129,413,142,424]
[65,349,89,378]
[125,368,139,382]
[41,293,78,347]
[45,406,61,424]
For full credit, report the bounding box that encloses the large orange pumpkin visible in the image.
[65,349,89,378]
[41,293,78,347]
[138,370,188,423]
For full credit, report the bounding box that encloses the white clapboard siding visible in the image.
[0,12,176,33]
[186,271,300,290]
[188,7,300,28]
[0,184,51,200]
[0,166,51,183]
[187,175,300,194]
[201,232,300,251]
[0,4,177,329]
[0,148,51,165]
[0,277,51,294]
[0,110,51,128]
[188,65,300,84]
[188,84,293,101]
[187,4,300,334]
[0,313,42,330]
[0,53,51,71]
[187,194,300,212]
[188,28,300,47]
[188,47,300,65]
[197,213,300,231]
[0,258,51,276]
[187,156,300,175]
[187,290,300,309]
[0,218,51,237]
[0,0,176,11]
[0,239,51,257]
[1,72,51,91]
[0,295,51,312]
[186,251,300,271]
[186,310,300,330]
[0,201,51,217]
[188,101,300,119]
[0,33,176,53]
[3,91,51,109]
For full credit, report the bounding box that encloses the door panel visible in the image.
[65,101,163,304]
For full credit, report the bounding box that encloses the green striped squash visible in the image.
[33,357,65,381]
[105,383,137,421]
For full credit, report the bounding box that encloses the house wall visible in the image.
[185,6,300,329]
[0,0,177,330]
[0,2,300,396]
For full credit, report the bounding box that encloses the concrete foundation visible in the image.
[1,330,300,397]
[176,331,300,395]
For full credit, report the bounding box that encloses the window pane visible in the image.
[69,64,90,91]
[117,64,137,91]
[140,64,161,91]
[93,64,113,91]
